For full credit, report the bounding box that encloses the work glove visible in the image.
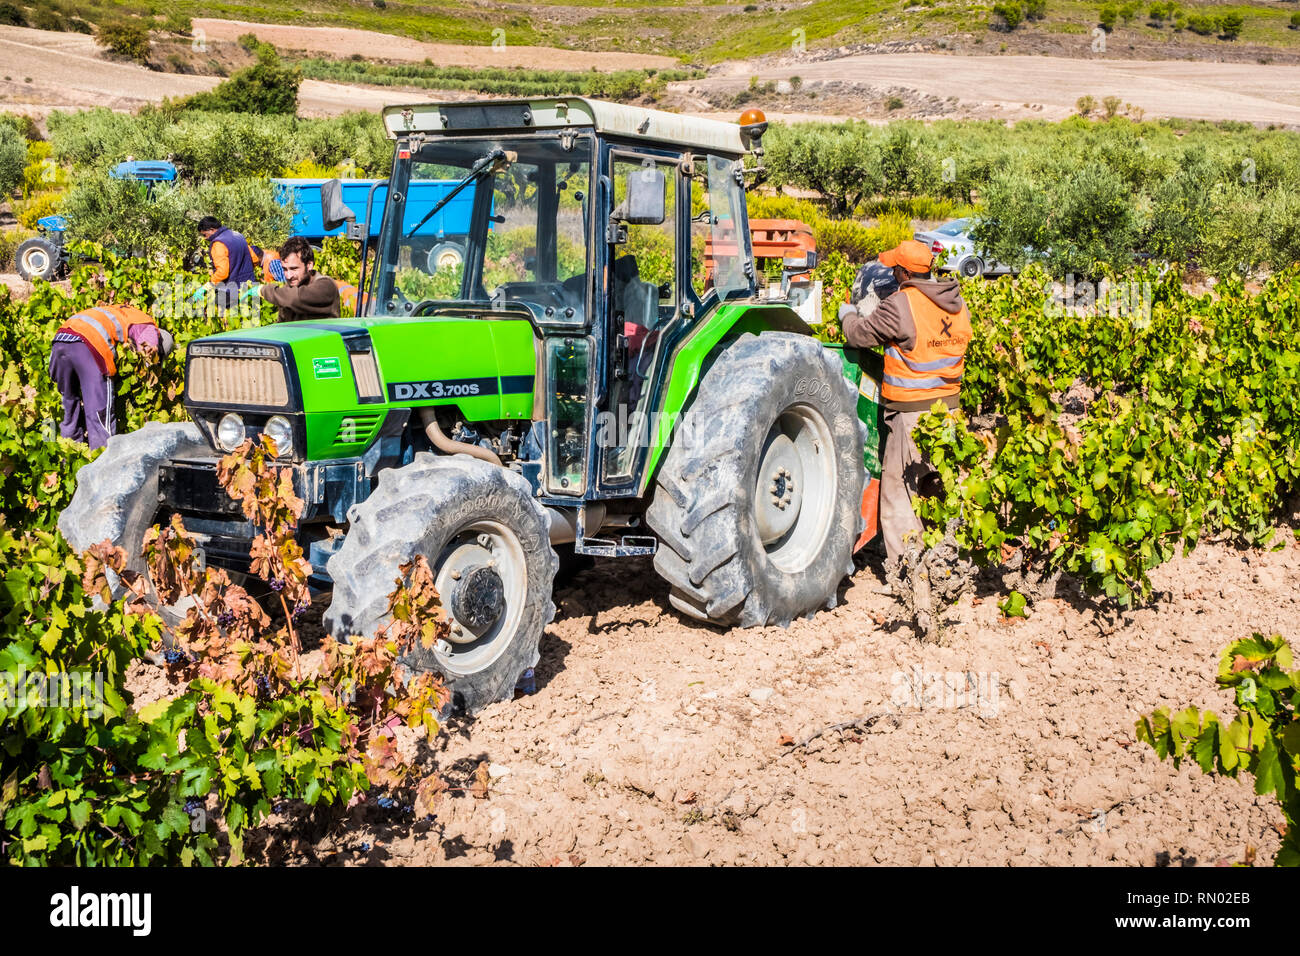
[189,283,211,303]
[838,301,857,322]
[239,283,263,303]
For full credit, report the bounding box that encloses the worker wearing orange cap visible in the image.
[838,239,972,628]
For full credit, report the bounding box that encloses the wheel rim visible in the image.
[962,259,980,277]
[428,245,464,272]
[431,520,527,675]
[22,247,50,276]
[753,403,837,573]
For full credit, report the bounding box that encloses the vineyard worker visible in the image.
[49,304,175,450]
[197,216,257,311]
[251,236,341,322]
[250,244,287,283]
[839,238,972,568]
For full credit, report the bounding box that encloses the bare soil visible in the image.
[680,52,1300,126]
[191,18,677,71]
[127,536,1293,866]
[7,22,1300,126]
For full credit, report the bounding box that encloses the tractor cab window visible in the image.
[374,134,594,324]
[691,154,753,303]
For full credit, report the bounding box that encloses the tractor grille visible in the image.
[335,413,382,445]
[188,356,289,408]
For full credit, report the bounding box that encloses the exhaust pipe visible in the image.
[418,407,502,467]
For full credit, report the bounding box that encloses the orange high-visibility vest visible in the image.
[256,248,284,283]
[881,287,972,406]
[337,282,358,315]
[62,304,157,376]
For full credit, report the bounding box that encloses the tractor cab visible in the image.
[326,99,774,517]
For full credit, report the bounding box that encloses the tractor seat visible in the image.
[613,255,658,332]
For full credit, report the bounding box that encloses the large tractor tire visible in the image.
[323,453,558,715]
[57,422,211,623]
[16,237,62,281]
[646,332,867,628]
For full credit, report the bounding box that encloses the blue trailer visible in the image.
[16,161,179,282]
[271,177,480,272]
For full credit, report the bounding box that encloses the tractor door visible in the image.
[599,151,683,487]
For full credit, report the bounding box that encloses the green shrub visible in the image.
[60,174,294,260]
[0,228,35,270]
[993,1,1024,29]
[1219,11,1243,39]
[15,191,61,229]
[161,10,191,34]
[976,161,1141,276]
[0,110,40,142]
[1098,3,1118,30]
[0,3,25,26]
[1076,94,1097,117]
[0,123,25,196]
[1185,12,1216,35]
[95,20,152,63]
[176,47,301,115]
[1024,0,1047,19]
[1137,634,1299,866]
[1292,11,1300,30]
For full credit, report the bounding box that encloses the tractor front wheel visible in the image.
[323,453,558,715]
[58,422,212,624]
[647,332,866,628]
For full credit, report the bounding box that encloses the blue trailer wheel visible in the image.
[427,240,466,272]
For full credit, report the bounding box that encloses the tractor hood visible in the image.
[184,315,539,461]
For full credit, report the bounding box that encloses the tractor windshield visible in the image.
[370,133,595,323]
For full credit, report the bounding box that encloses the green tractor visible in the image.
[59,99,885,713]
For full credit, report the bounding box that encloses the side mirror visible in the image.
[321,179,356,232]
[615,167,666,225]
[784,250,817,271]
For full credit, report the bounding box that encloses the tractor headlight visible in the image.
[216,413,245,452]
[264,415,294,458]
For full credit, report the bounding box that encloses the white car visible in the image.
[914,218,1016,278]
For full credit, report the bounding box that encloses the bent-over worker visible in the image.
[49,303,174,450]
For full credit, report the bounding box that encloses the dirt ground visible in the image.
[680,52,1300,126]
[7,22,1300,126]
[126,534,1292,867]
[0,24,441,118]
[191,17,677,71]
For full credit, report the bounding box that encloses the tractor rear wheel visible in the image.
[16,238,61,281]
[58,422,212,623]
[323,453,558,715]
[647,332,866,628]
